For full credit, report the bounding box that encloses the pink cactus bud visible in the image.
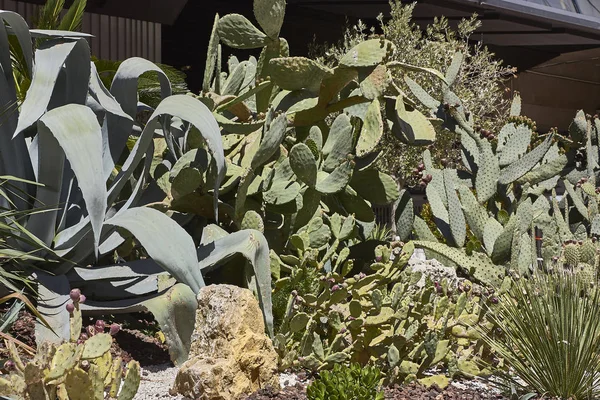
[86,325,96,337]
[69,288,81,302]
[78,294,86,304]
[109,323,121,336]
[4,360,15,371]
[79,333,88,341]
[94,320,106,333]
[66,303,75,313]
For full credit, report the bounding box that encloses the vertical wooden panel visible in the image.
[16,2,24,19]
[109,16,118,61]
[147,22,154,61]
[24,2,32,24]
[141,20,148,59]
[91,13,100,58]
[117,17,126,60]
[5,2,163,63]
[100,14,109,60]
[136,19,142,57]
[82,12,91,33]
[4,1,16,12]
[155,23,161,63]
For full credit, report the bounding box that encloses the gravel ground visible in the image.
[134,364,190,400]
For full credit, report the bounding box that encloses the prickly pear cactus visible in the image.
[273,242,497,383]
[399,51,600,286]
[0,289,140,400]
[155,0,455,256]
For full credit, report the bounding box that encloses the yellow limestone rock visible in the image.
[172,285,279,399]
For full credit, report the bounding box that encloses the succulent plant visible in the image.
[273,241,498,385]
[0,289,141,400]
[0,7,272,367]
[392,52,600,288]
[167,0,451,257]
[306,363,385,400]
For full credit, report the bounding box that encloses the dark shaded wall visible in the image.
[162,1,360,93]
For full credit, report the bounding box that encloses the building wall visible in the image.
[511,47,600,131]
[0,0,161,62]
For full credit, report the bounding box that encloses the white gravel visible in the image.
[134,364,190,400]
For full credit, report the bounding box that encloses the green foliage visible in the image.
[0,290,140,400]
[310,2,515,184]
[306,363,385,400]
[480,272,600,399]
[179,0,446,257]
[368,223,392,242]
[0,8,271,366]
[274,240,498,383]
[390,49,600,288]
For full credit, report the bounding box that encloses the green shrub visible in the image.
[480,272,600,399]
[306,363,384,400]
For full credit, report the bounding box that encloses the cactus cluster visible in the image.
[152,0,450,256]
[273,241,503,387]
[391,51,600,289]
[0,289,140,400]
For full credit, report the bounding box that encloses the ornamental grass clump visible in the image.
[481,272,600,399]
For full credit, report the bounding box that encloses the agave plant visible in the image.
[0,10,271,366]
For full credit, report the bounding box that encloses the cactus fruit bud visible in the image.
[66,302,75,313]
[375,255,382,262]
[95,320,106,333]
[417,163,425,171]
[86,325,96,337]
[4,360,15,371]
[109,324,121,336]
[80,360,90,371]
[70,288,81,302]
[490,297,499,304]
[79,333,88,341]
[78,294,86,304]
[331,285,340,292]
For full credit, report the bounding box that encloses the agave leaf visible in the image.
[0,13,35,207]
[104,207,204,293]
[34,271,69,344]
[79,284,196,366]
[88,62,130,120]
[198,228,273,336]
[15,38,90,136]
[28,29,91,38]
[103,57,171,178]
[36,105,106,255]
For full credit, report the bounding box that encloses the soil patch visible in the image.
[245,381,516,400]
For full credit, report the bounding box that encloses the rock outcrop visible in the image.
[172,285,279,400]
